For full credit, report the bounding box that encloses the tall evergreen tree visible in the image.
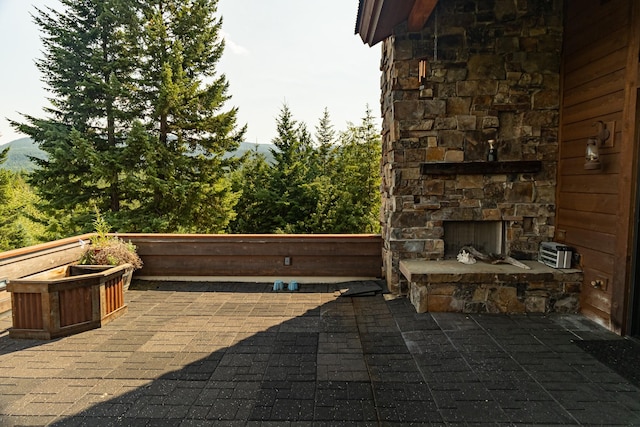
[13,0,245,234]
[0,147,9,207]
[13,0,141,231]
[228,149,273,233]
[123,0,245,232]
[0,149,51,250]
[308,107,381,233]
[315,108,336,147]
[231,106,381,234]
[313,107,336,177]
[332,107,381,233]
[267,104,318,233]
[0,148,20,250]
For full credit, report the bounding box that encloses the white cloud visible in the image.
[220,31,249,56]
[0,0,380,146]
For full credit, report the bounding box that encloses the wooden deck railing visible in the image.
[0,234,91,314]
[0,234,383,314]
[120,234,382,280]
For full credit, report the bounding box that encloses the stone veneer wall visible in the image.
[380,0,563,294]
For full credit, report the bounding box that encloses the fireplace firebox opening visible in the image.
[444,221,506,259]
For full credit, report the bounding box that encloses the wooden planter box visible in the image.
[7,264,132,339]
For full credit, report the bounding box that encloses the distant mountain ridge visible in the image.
[0,137,274,172]
[0,138,46,172]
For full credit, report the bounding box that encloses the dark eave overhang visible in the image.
[355,0,440,47]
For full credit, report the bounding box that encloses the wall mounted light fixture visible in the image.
[584,137,601,170]
[584,120,612,170]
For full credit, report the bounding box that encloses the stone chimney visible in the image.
[379,0,563,294]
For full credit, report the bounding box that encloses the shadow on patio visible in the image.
[0,280,639,426]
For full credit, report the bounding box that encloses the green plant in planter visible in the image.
[79,209,143,269]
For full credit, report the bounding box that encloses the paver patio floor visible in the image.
[0,281,639,426]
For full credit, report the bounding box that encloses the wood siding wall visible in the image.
[558,0,640,331]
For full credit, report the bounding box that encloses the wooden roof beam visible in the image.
[408,0,439,32]
[356,0,384,46]
[356,0,416,46]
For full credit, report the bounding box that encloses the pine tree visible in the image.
[0,147,9,207]
[267,104,319,233]
[309,107,381,233]
[127,0,245,233]
[228,149,273,233]
[0,149,51,250]
[13,0,245,234]
[332,107,381,233]
[13,0,141,231]
[0,148,18,250]
[315,108,336,147]
[304,109,338,232]
[231,106,381,234]
[313,107,336,177]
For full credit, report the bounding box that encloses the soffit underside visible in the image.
[355,0,439,46]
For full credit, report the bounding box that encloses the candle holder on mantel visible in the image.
[487,139,498,162]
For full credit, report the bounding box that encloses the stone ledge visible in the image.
[420,160,542,175]
[400,260,582,315]
[400,260,582,283]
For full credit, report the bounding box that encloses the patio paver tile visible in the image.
[0,282,639,425]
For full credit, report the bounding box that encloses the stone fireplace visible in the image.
[377,0,581,313]
[413,158,550,266]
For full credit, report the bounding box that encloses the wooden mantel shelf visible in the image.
[420,160,542,175]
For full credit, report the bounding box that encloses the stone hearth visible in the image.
[401,260,581,314]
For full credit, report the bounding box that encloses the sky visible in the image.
[0,0,382,146]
